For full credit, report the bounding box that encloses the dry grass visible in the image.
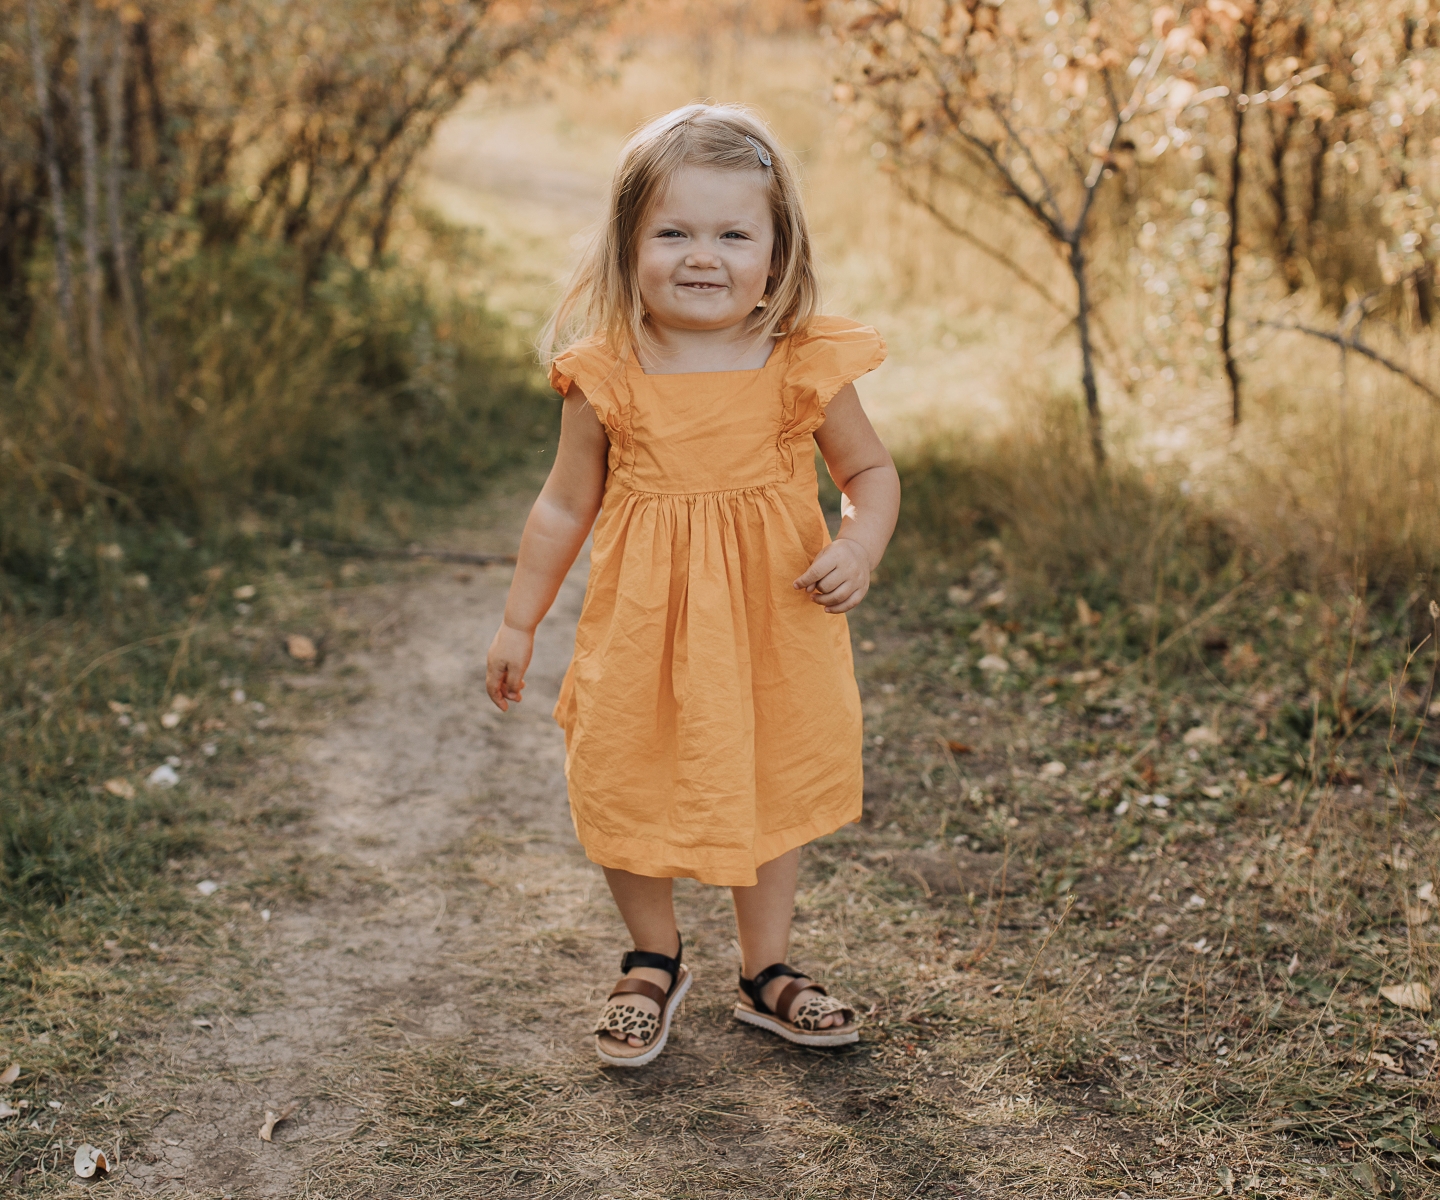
[273,562,1439,1198]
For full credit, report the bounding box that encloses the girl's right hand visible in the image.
[486,623,534,711]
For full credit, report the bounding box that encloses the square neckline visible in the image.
[630,337,784,378]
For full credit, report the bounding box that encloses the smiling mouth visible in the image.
[678,282,727,290]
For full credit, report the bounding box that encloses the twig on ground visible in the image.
[960,838,1010,969]
[1012,895,1076,1015]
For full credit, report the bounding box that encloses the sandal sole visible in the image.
[596,967,692,1068]
[733,1003,860,1047]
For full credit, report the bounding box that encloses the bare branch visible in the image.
[935,91,1067,243]
[893,179,1069,316]
[1257,320,1440,405]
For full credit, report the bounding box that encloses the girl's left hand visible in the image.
[794,538,872,614]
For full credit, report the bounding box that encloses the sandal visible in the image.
[734,963,860,1047]
[593,935,692,1068]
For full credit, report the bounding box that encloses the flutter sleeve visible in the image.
[548,335,630,439]
[780,316,887,439]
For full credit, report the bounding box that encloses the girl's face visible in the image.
[635,165,775,335]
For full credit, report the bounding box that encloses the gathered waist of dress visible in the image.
[607,481,786,501]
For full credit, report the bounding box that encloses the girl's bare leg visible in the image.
[601,867,680,1048]
[730,848,843,1028]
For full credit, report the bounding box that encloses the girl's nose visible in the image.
[684,250,721,268]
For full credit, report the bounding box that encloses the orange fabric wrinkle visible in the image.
[549,316,886,886]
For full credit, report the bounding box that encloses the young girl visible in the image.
[485,104,900,1067]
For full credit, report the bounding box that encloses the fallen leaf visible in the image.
[285,634,318,663]
[945,740,973,754]
[1364,1050,1402,1073]
[147,764,179,788]
[1182,725,1221,746]
[102,779,135,799]
[1261,771,1286,786]
[1075,596,1099,626]
[0,1064,18,1087]
[1216,1164,1234,1195]
[196,880,219,896]
[977,654,1009,673]
[161,712,181,728]
[449,1097,467,1107]
[233,584,256,600]
[1068,668,1102,685]
[1380,982,1432,1012]
[1040,761,1067,777]
[1201,784,1226,798]
[0,1102,17,1120]
[73,1144,109,1178]
[946,585,974,606]
[858,640,876,652]
[258,1100,299,1142]
[1418,881,1435,903]
[192,1018,214,1029]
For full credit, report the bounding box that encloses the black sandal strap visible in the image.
[619,934,682,995]
[738,962,805,1015]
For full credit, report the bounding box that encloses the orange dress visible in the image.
[548,316,886,887]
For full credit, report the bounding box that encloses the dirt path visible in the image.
[117,499,607,1196]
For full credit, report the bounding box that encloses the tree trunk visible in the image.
[1222,21,1254,427]
[26,0,78,362]
[1068,239,1105,467]
[105,13,146,375]
[78,0,111,403]
[1269,110,1301,291]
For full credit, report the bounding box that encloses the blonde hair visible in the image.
[540,103,819,366]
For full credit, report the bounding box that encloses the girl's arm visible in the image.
[486,390,609,710]
[797,383,900,614]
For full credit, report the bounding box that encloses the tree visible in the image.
[832,0,1232,465]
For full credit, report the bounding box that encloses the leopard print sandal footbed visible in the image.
[734,962,860,1047]
[594,938,692,1068]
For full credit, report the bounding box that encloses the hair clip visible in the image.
[744,135,773,168]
